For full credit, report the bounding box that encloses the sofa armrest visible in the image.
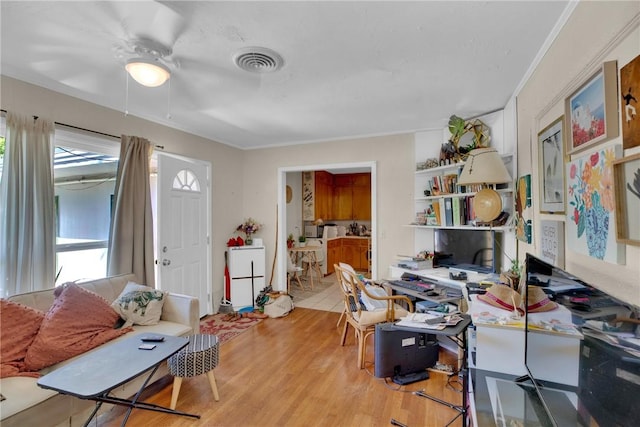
[161,293,200,334]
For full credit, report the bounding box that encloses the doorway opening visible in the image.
[276,161,377,293]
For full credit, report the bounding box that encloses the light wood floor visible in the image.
[98,308,464,427]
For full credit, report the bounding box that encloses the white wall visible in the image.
[243,134,416,287]
[285,171,302,238]
[517,2,640,306]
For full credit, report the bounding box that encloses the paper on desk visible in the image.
[396,313,463,330]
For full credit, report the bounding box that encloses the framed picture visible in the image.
[540,220,565,269]
[538,116,565,213]
[620,54,640,149]
[566,145,625,264]
[565,61,619,154]
[613,153,640,246]
[515,174,532,244]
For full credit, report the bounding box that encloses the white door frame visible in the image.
[276,161,377,291]
[155,152,213,315]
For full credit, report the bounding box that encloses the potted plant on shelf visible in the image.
[298,234,306,247]
[501,258,522,290]
[287,234,295,249]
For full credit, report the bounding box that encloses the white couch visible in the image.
[0,274,200,427]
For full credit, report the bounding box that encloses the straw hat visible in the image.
[525,286,557,312]
[477,284,523,313]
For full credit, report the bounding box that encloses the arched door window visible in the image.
[172,169,201,192]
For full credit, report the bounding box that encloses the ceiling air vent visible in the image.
[234,47,284,73]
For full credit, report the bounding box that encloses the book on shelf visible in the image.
[444,198,453,227]
[452,197,461,226]
[433,201,442,226]
[428,173,459,195]
[465,196,475,223]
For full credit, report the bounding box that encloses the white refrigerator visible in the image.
[228,246,266,311]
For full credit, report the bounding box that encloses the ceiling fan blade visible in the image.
[97,1,187,49]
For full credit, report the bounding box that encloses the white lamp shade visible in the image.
[458,148,511,185]
[126,59,170,87]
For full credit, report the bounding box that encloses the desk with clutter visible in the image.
[468,283,583,386]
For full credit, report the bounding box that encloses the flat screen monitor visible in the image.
[433,228,501,273]
[517,253,591,427]
[374,323,439,384]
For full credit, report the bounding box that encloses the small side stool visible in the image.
[167,334,220,410]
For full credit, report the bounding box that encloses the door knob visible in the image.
[162,259,171,266]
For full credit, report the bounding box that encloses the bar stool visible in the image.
[167,334,220,409]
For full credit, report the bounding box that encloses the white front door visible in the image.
[157,153,211,317]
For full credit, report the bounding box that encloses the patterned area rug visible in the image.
[199,312,266,344]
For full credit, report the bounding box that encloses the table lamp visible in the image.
[457,148,512,222]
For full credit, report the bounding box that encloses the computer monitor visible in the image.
[516,253,590,427]
[374,323,439,384]
[433,228,500,273]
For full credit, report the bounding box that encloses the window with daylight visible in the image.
[53,129,119,284]
[172,169,201,192]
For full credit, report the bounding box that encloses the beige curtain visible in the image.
[0,113,55,297]
[107,135,155,286]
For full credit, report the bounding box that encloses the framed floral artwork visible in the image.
[565,61,619,154]
[515,174,532,243]
[613,153,640,246]
[620,54,640,149]
[566,145,625,264]
[538,116,565,213]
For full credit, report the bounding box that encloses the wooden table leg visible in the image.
[206,371,220,401]
[170,377,183,410]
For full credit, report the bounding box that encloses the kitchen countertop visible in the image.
[326,235,371,240]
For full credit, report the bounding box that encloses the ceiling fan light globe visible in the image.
[125,59,170,87]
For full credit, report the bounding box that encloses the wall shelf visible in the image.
[411,109,517,270]
[404,224,511,231]
[415,188,512,202]
[415,153,513,176]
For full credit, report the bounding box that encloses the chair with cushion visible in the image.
[334,262,413,369]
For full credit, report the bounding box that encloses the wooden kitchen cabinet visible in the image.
[326,239,342,274]
[341,239,360,269]
[340,238,370,271]
[314,171,333,221]
[333,185,353,220]
[351,173,371,220]
[332,173,371,220]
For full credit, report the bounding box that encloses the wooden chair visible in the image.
[301,242,323,286]
[334,262,414,369]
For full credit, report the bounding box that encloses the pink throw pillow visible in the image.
[24,283,132,371]
[0,299,45,378]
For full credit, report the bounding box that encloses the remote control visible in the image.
[140,335,165,342]
[138,344,156,350]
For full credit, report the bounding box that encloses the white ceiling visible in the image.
[1,1,570,150]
